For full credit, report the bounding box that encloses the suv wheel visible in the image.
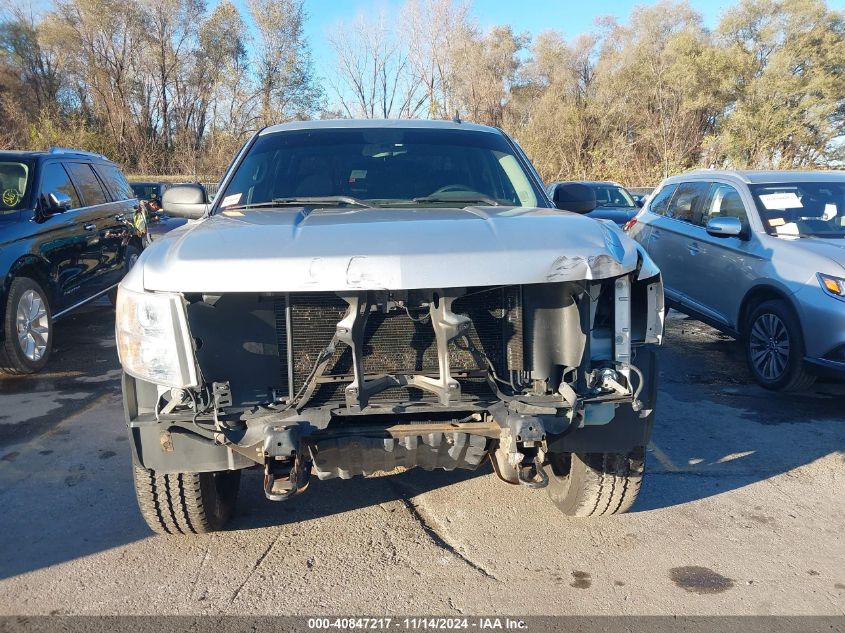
[109,245,141,306]
[0,277,53,375]
[745,300,815,391]
[132,466,241,535]
[545,449,645,517]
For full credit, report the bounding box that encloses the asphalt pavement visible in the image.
[0,303,843,615]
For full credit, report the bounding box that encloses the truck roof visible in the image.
[260,118,501,136]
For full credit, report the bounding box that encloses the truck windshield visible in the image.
[217,127,543,210]
[0,161,32,212]
[750,182,845,239]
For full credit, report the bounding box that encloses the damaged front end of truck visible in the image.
[118,238,663,510]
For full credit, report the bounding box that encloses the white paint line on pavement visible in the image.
[648,441,680,472]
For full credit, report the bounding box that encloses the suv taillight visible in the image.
[623,218,638,232]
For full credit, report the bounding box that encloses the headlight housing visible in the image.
[818,273,845,300]
[115,286,198,388]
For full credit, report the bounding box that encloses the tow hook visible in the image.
[262,425,312,501]
[517,456,549,488]
[263,452,311,501]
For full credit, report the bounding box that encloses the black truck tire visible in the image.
[545,449,645,517]
[132,465,241,535]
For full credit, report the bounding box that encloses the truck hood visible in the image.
[137,206,640,292]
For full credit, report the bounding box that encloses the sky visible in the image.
[300,0,743,78]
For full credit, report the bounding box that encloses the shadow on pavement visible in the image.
[635,315,844,512]
[0,299,121,446]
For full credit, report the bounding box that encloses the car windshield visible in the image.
[0,161,32,212]
[217,127,542,210]
[131,183,161,202]
[593,185,635,208]
[750,182,845,239]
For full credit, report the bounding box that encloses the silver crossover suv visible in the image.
[629,170,845,391]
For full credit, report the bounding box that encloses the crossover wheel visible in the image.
[0,277,52,375]
[546,449,645,517]
[132,465,241,535]
[745,300,815,391]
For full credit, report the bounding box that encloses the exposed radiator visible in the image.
[275,287,524,405]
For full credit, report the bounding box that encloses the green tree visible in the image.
[712,0,845,167]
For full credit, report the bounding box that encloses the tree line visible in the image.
[1,0,843,184]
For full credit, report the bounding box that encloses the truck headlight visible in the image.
[818,273,845,299]
[115,287,198,388]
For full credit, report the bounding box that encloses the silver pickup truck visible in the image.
[115,119,664,534]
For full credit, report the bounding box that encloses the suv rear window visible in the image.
[667,182,709,224]
[96,164,134,201]
[0,161,32,212]
[65,163,108,206]
[647,184,676,216]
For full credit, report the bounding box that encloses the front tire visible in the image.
[546,449,645,517]
[132,466,241,535]
[0,277,53,375]
[745,300,815,392]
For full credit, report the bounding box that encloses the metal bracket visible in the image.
[336,290,471,410]
[407,292,471,405]
[212,381,232,409]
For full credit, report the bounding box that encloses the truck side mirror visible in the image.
[552,183,597,214]
[162,184,208,219]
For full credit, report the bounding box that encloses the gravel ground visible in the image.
[0,304,843,616]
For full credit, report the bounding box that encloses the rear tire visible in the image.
[109,245,141,306]
[546,449,645,517]
[745,300,815,392]
[132,465,241,535]
[0,277,53,375]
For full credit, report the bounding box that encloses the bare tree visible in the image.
[248,0,322,126]
[401,0,471,118]
[328,11,425,118]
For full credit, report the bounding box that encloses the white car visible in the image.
[116,119,664,534]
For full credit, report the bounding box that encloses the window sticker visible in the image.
[349,170,367,183]
[823,204,838,221]
[759,192,803,210]
[223,210,244,217]
[221,193,242,207]
[2,189,21,206]
[768,217,785,227]
[775,222,800,237]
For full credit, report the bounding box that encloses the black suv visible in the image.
[0,148,142,374]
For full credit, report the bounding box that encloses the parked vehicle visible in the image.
[0,148,142,374]
[628,170,845,391]
[546,180,641,226]
[129,181,186,239]
[116,119,664,534]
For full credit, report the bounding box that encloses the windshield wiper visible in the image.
[411,195,501,206]
[227,196,375,210]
